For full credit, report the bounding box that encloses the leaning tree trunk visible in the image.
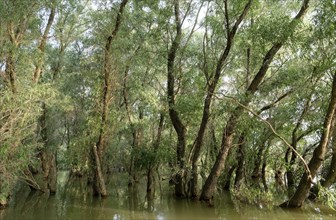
[320,114,336,186]
[285,90,313,196]
[189,0,252,199]
[33,3,56,83]
[200,107,243,202]
[309,113,336,200]
[319,139,336,187]
[281,72,336,208]
[200,0,310,203]
[199,41,284,202]
[92,0,129,197]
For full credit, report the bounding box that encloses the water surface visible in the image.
[1,172,335,220]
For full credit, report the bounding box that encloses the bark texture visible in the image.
[92,0,129,197]
[33,4,56,83]
[167,0,187,198]
[281,72,336,208]
[190,0,252,198]
[200,0,310,203]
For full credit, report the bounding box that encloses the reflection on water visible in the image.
[0,172,335,220]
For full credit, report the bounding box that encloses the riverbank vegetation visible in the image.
[1,0,336,211]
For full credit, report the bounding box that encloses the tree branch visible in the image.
[220,94,312,179]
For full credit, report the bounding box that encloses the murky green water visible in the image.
[1,172,335,220]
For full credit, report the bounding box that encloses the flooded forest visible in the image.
[1,0,336,219]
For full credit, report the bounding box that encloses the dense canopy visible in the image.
[1,0,336,210]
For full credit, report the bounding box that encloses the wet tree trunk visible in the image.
[200,107,243,202]
[320,118,336,186]
[92,144,107,197]
[190,0,252,199]
[233,94,289,190]
[285,134,298,195]
[167,0,187,198]
[36,6,57,194]
[199,41,284,202]
[251,140,267,188]
[123,66,143,186]
[285,90,313,196]
[222,165,235,190]
[310,113,336,200]
[281,72,336,208]
[38,103,57,194]
[147,114,164,199]
[92,0,129,197]
[128,123,140,186]
[200,0,309,203]
[233,45,252,191]
[234,135,245,190]
[146,168,155,199]
[261,160,268,192]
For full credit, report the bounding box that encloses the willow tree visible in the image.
[0,0,43,207]
[166,0,187,198]
[32,0,58,194]
[189,0,252,199]
[281,0,336,208]
[200,0,310,202]
[91,0,129,197]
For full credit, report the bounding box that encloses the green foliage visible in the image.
[1,0,336,211]
[231,185,275,209]
[316,184,336,210]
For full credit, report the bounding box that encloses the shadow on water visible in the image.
[1,172,335,219]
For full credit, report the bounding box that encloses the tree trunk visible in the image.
[285,90,313,196]
[28,4,57,194]
[281,72,336,208]
[310,113,336,200]
[92,144,107,197]
[320,144,336,187]
[35,103,58,194]
[92,0,129,197]
[261,161,268,192]
[146,168,155,199]
[285,134,298,196]
[123,65,144,186]
[251,141,267,188]
[33,4,56,83]
[200,0,309,203]
[199,39,281,200]
[234,135,245,190]
[147,114,164,199]
[223,165,235,190]
[166,0,187,198]
[200,108,241,202]
[48,152,57,194]
[190,0,252,199]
